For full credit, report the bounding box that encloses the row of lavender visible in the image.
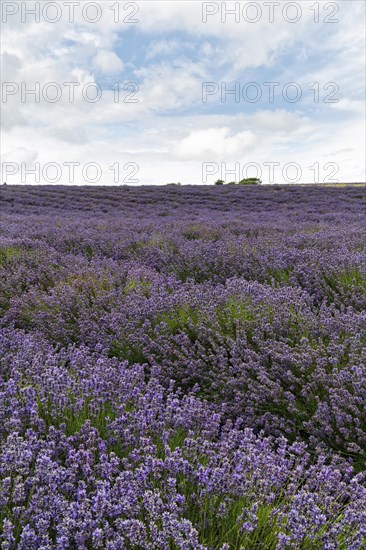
[1,185,365,548]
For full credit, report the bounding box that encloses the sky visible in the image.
[1,0,365,185]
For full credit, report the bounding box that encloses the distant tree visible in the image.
[214,179,225,185]
[238,177,262,185]
[227,181,236,185]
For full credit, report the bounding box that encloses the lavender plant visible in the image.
[0,184,365,548]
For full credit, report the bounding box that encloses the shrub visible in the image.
[238,177,262,185]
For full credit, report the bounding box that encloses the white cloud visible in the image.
[174,127,257,161]
[135,61,207,111]
[0,1,365,184]
[251,110,301,132]
[50,124,90,145]
[331,99,365,113]
[2,147,38,164]
[92,50,124,74]
[145,40,186,60]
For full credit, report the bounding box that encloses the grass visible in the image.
[0,245,22,265]
[123,277,151,297]
[267,267,294,285]
[108,338,148,364]
[155,305,200,339]
[36,394,118,438]
[323,267,366,308]
[338,267,366,292]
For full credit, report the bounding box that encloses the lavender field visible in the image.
[0,184,365,549]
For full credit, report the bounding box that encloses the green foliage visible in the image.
[238,178,262,185]
[156,304,200,339]
[108,339,147,364]
[0,245,21,265]
[37,395,118,438]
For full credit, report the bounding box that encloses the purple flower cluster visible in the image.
[0,184,365,548]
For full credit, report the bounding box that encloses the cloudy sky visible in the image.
[1,0,365,185]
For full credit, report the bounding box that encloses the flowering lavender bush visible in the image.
[0,184,365,548]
